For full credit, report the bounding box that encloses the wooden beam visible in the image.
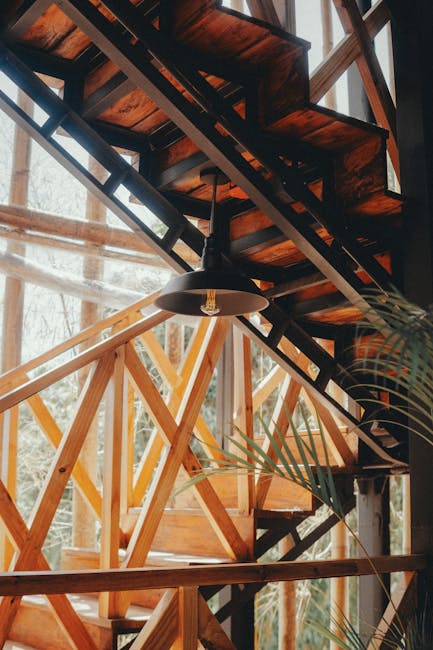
[232,330,255,514]
[124,324,250,566]
[0,225,162,269]
[246,0,281,26]
[310,0,390,102]
[130,588,179,650]
[132,319,222,506]
[0,204,197,263]
[198,594,236,650]
[255,347,309,509]
[174,586,198,650]
[332,0,399,177]
[0,89,31,570]
[367,572,417,650]
[0,555,424,596]
[302,392,356,467]
[99,347,125,618]
[26,389,102,520]
[252,365,286,413]
[0,294,159,395]
[0,250,143,308]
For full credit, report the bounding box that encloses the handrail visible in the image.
[0,291,162,392]
[0,310,170,413]
[0,555,424,596]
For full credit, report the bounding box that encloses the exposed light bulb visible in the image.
[200,288,220,316]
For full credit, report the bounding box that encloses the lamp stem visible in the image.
[209,171,219,237]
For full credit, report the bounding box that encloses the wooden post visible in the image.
[0,89,32,570]
[73,159,106,549]
[279,536,296,650]
[346,0,374,121]
[330,522,348,649]
[321,0,338,109]
[357,477,389,643]
[173,586,198,650]
[233,329,254,516]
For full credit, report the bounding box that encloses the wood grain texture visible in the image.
[0,555,424,596]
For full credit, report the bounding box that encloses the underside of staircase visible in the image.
[0,0,409,647]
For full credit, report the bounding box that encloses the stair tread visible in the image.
[5,643,37,650]
[267,104,387,149]
[22,594,151,629]
[345,189,403,217]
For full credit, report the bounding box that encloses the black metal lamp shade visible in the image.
[154,269,269,316]
[154,166,269,317]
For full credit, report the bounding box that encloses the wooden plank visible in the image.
[0,480,97,649]
[174,586,198,650]
[0,311,169,414]
[310,0,390,102]
[130,588,178,650]
[0,354,115,645]
[99,347,125,618]
[232,330,255,514]
[197,594,235,650]
[332,0,399,177]
[0,555,424,596]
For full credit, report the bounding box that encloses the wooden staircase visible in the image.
[0,1,406,647]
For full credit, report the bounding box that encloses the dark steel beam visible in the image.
[91,120,150,153]
[291,291,351,318]
[6,43,75,80]
[154,150,208,189]
[82,71,135,120]
[5,0,52,38]
[230,225,286,258]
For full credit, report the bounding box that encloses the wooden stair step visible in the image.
[5,643,38,650]
[345,189,403,219]
[267,105,384,150]
[122,507,255,559]
[9,594,150,650]
[162,0,310,122]
[265,104,399,214]
[172,472,314,511]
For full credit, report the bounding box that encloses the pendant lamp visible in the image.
[154,167,269,316]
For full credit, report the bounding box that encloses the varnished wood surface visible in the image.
[0,555,424,596]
